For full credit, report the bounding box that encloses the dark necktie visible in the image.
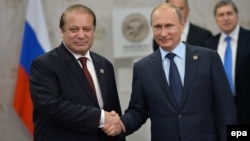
[224,36,234,94]
[79,57,96,96]
[166,53,182,106]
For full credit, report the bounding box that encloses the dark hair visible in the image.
[150,3,183,25]
[214,0,238,16]
[59,4,96,30]
[165,0,189,8]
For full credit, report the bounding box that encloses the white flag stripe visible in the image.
[26,0,51,52]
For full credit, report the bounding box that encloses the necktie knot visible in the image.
[225,36,231,42]
[79,57,87,66]
[166,53,176,60]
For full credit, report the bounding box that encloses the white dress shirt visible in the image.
[160,41,186,86]
[217,24,239,91]
[63,42,105,127]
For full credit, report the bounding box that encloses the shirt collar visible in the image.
[63,41,92,61]
[160,41,186,61]
[221,24,240,41]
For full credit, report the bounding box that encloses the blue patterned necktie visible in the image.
[166,53,183,106]
[224,36,234,94]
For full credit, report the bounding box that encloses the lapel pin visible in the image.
[193,55,198,60]
[100,69,104,74]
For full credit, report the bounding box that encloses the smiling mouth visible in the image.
[76,42,87,45]
[161,38,171,43]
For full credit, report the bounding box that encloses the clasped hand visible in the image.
[102,111,126,136]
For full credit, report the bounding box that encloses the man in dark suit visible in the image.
[153,0,213,51]
[204,0,250,124]
[104,3,236,141]
[29,4,125,141]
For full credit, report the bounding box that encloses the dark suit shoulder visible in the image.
[187,23,213,47]
[204,33,220,43]
[33,47,58,63]
[203,33,221,50]
[240,26,250,33]
[186,44,220,61]
[190,23,212,35]
[239,27,250,37]
[134,51,159,65]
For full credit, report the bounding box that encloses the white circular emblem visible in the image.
[122,13,149,43]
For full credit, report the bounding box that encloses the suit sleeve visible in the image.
[211,51,237,141]
[121,63,149,135]
[29,57,101,133]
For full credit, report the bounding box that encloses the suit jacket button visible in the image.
[178,114,182,118]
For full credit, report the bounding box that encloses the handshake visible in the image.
[102,111,126,136]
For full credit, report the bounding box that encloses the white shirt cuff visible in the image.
[99,109,105,128]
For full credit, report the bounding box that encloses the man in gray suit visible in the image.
[105,3,236,141]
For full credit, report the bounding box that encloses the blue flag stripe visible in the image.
[20,21,45,75]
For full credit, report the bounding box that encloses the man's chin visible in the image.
[159,42,171,48]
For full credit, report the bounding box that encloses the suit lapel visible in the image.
[179,45,199,111]
[58,44,99,106]
[235,28,249,74]
[90,53,106,104]
[149,50,178,109]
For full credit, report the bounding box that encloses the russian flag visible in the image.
[13,0,51,134]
